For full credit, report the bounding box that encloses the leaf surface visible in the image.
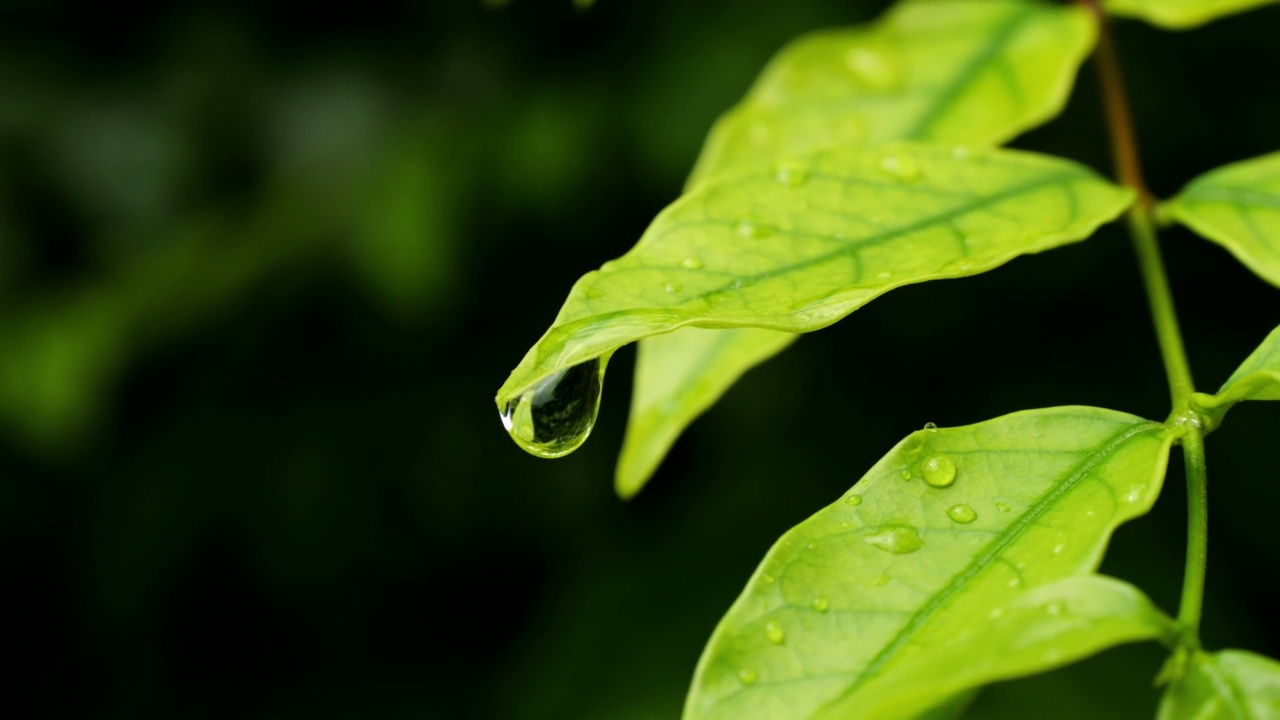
[1105,0,1280,28]
[683,407,1175,720]
[1164,151,1280,287]
[1193,323,1280,428]
[497,143,1133,406]
[624,0,1095,494]
[1159,650,1280,719]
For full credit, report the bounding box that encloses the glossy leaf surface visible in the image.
[624,0,1096,494]
[496,143,1133,410]
[1159,650,1280,719]
[1193,323,1280,428]
[1106,0,1280,28]
[1164,151,1280,287]
[683,407,1175,720]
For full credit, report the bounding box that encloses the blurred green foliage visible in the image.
[0,1,1278,718]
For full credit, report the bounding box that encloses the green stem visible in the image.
[1079,0,1208,644]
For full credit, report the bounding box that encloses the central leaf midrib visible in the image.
[816,420,1162,713]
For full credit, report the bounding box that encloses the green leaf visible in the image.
[616,327,796,499]
[683,407,1176,720]
[1192,323,1280,428]
[1163,151,1280,287]
[1105,0,1280,29]
[496,143,1134,413]
[623,0,1096,496]
[687,0,1094,188]
[1159,650,1280,719]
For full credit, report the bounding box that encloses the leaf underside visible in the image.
[1159,650,1280,719]
[1192,322,1280,428]
[684,406,1175,720]
[1105,0,1280,28]
[1165,150,1280,288]
[620,0,1096,495]
[496,142,1133,408]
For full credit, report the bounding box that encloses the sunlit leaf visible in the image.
[624,0,1095,496]
[1158,650,1280,719]
[683,407,1176,720]
[616,327,796,499]
[496,143,1133,417]
[1105,0,1280,29]
[1192,323,1280,428]
[1163,151,1280,287]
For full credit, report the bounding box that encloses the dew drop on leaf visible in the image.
[844,46,899,91]
[765,621,785,645]
[811,597,829,613]
[663,281,682,293]
[735,218,774,239]
[899,469,912,480]
[500,357,604,458]
[843,493,863,506]
[761,573,776,584]
[921,454,957,487]
[995,501,1011,513]
[879,153,922,181]
[946,504,977,524]
[923,422,938,432]
[862,525,923,554]
[1046,601,1065,617]
[774,163,809,188]
[680,256,703,270]
[737,668,759,685]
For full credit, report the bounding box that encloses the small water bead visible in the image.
[1125,483,1147,504]
[844,47,899,91]
[923,422,938,432]
[584,287,605,299]
[736,218,774,239]
[663,281,683,294]
[900,469,912,480]
[843,493,863,506]
[951,145,972,160]
[737,668,759,685]
[500,357,604,458]
[765,621,785,645]
[774,163,809,188]
[946,504,977,524]
[879,153,922,181]
[840,521,851,529]
[807,541,818,551]
[921,454,957,488]
[988,607,1004,620]
[995,502,1011,513]
[1053,542,1067,555]
[863,525,923,554]
[761,573,776,585]
[681,257,704,270]
[877,271,893,280]
[1046,601,1065,617]
[811,597,829,613]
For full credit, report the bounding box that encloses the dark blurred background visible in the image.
[0,1,1278,718]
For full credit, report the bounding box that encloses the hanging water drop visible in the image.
[862,525,923,554]
[946,504,977,524]
[499,358,605,458]
[921,454,957,488]
[765,621,785,645]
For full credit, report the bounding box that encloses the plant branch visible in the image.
[1077,0,1208,644]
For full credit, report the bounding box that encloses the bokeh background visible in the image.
[1,0,1278,717]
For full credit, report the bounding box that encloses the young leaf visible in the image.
[687,0,1094,187]
[1192,323,1280,428]
[1163,151,1280,287]
[496,143,1134,416]
[1105,0,1280,29]
[683,407,1176,720]
[1158,650,1280,719]
[616,327,796,499]
[625,0,1097,497]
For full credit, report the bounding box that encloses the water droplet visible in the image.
[951,145,972,160]
[736,218,773,239]
[988,607,1004,620]
[500,358,604,458]
[840,521,851,529]
[663,281,682,293]
[1053,542,1067,555]
[584,287,605,299]
[995,502,1011,513]
[946,504,977,524]
[843,493,863,506]
[1007,578,1021,589]
[923,422,938,432]
[844,47,899,91]
[811,597,829,613]
[879,153,922,181]
[900,469,912,480]
[765,621,785,645]
[862,525,923,554]
[877,271,893,280]
[775,163,809,188]
[761,573,776,585]
[921,454,957,488]
[737,668,759,685]
[681,257,703,270]
[1125,483,1147,504]
[872,574,891,587]
[902,435,924,454]
[1046,601,1065,617]
[807,541,818,551]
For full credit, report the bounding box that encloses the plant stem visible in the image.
[1077,0,1208,644]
